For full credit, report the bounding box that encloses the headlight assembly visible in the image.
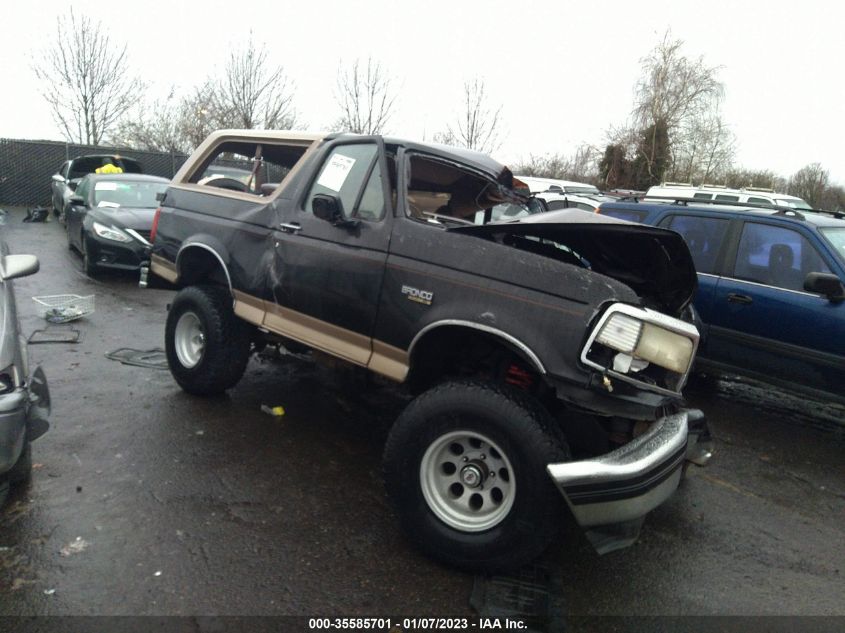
[92,221,132,243]
[583,304,699,395]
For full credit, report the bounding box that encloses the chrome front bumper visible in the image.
[547,409,711,554]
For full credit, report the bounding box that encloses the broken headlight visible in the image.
[582,304,699,395]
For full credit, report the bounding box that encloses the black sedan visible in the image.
[65,173,169,276]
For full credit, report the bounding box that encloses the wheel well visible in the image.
[176,246,231,291]
[407,325,544,395]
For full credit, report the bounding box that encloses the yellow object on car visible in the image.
[95,163,123,174]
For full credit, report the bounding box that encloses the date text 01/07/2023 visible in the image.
[307,617,529,630]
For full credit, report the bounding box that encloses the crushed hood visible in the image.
[451,209,697,314]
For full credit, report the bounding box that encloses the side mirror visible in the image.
[804,272,845,302]
[69,195,85,207]
[1,254,39,281]
[312,193,357,228]
[67,179,81,191]
[52,174,66,184]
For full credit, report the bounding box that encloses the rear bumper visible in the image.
[547,409,711,553]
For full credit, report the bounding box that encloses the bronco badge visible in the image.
[401,285,434,305]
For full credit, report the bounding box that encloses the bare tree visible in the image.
[111,89,189,153]
[209,33,298,130]
[723,168,785,191]
[789,163,829,208]
[631,32,724,183]
[334,57,397,134]
[33,9,144,145]
[177,82,225,149]
[440,79,503,154]
[670,113,736,183]
[819,184,845,212]
[513,144,601,183]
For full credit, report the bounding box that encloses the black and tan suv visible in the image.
[143,129,712,571]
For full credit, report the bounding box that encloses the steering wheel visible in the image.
[201,176,250,193]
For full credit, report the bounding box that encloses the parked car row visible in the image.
[64,174,169,275]
[593,198,845,404]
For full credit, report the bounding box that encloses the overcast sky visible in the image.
[2,0,843,184]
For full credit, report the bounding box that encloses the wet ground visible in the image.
[1,211,843,624]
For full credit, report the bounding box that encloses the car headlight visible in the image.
[596,313,694,373]
[583,304,699,395]
[92,221,132,243]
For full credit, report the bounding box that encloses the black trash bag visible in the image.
[23,207,49,223]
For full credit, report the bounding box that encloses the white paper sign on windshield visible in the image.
[316,154,356,192]
[95,182,118,191]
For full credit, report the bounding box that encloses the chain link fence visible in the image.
[0,138,189,207]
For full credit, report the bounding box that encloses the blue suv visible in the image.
[594,199,845,403]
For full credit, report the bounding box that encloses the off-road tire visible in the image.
[383,380,570,572]
[165,284,252,395]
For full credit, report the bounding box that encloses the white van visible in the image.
[645,183,813,211]
[515,175,601,196]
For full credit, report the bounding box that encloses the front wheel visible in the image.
[81,234,97,276]
[165,285,252,395]
[383,381,570,572]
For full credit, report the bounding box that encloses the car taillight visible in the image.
[150,207,161,242]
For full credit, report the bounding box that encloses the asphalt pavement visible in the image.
[1,211,843,627]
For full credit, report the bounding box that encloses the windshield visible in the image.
[819,227,845,261]
[775,197,814,211]
[93,180,167,208]
[485,199,548,223]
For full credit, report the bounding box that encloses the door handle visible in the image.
[279,222,302,234]
[727,293,753,304]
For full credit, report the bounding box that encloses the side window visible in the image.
[693,193,713,200]
[354,159,386,221]
[599,208,647,223]
[666,215,730,274]
[547,200,569,211]
[715,194,739,202]
[190,140,309,197]
[747,197,773,207]
[305,144,378,218]
[733,223,831,291]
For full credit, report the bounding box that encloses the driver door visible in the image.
[268,140,394,366]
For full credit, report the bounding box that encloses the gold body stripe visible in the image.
[232,290,409,382]
[150,255,178,283]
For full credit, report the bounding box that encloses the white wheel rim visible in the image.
[174,311,205,369]
[420,430,516,532]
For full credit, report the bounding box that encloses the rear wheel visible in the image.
[383,380,570,572]
[165,285,251,395]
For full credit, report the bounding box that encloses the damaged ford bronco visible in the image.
[142,130,713,571]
